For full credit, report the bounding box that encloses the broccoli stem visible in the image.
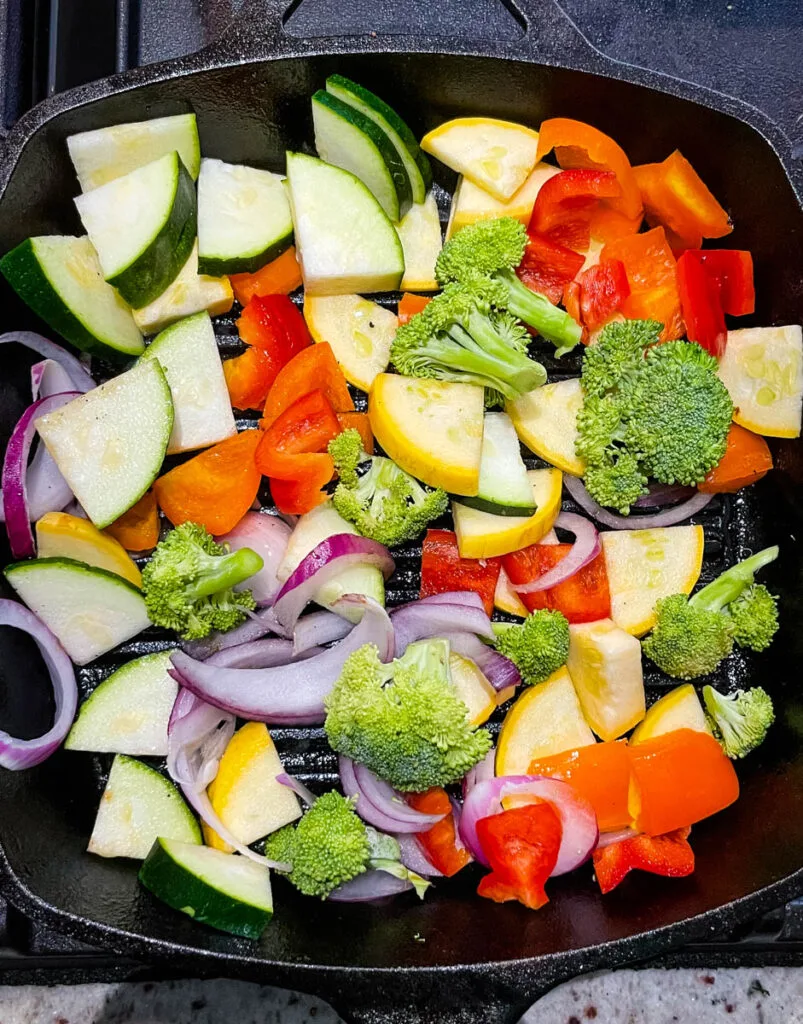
[186,547,264,601]
[431,328,536,398]
[691,546,779,614]
[495,269,583,355]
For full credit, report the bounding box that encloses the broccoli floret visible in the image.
[265,790,431,899]
[328,429,447,547]
[575,320,734,512]
[642,547,780,679]
[434,217,583,355]
[493,610,570,686]
[325,639,492,792]
[703,685,775,759]
[141,522,263,640]
[391,280,547,400]
[728,584,779,651]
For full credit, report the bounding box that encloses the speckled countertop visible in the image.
[0,968,800,1023]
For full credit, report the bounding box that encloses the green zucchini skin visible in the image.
[197,228,293,277]
[456,494,538,517]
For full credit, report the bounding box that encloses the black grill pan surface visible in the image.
[0,2,801,1021]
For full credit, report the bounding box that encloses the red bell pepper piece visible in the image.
[476,802,562,910]
[693,250,755,316]
[592,826,695,894]
[517,232,585,306]
[677,251,726,356]
[601,226,684,342]
[407,788,472,877]
[634,151,732,249]
[261,342,354,431]
[255,389,341,480]
[420,529,501,616]
[528,169,622,251]
[528,741,631,832]
[628,729,740,836]
[578,258,630,332]
[502,543,611,623]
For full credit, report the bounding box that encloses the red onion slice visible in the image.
[293,610,353,654]
[459,775,598,875]
[272,534,394,631]
[328,869,413,902]
[463,748,496,800]
[564,475,714,530]
[339,756,417,833]
[0,599,78,769]
[443,632,521,693]
[594,827,641,850]
[395,834,443,877]
[347,757,447,833]
[390,601,495,658]
[276,771,318,807]
[30,358,92,400]
[181,606,288,660]
[0,331,95,393]
[633,484,696,508]
[205,638,322,670]
[2,391,80,557]
[417,591,487,612]
[169,595,393,724]
[510,511,600,594]
[215,512,291,606]
[166,688,289,870]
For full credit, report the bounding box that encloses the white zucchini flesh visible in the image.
[66,650,178,756]
[67,113,201,191]
[35,359,173,528]
[141,312,236,454]
[88,755,201,859]
[4,558,151,665]
[132,241,233,335]
[397,192,443,291]
[461,412,536,515]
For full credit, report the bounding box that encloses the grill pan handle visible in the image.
[203,0,602,64]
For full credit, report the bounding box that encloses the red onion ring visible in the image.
[564,475,714,530]
[181,606,287,660]
[395,834,443,877]
[339,757,446,833]
[276,771,318,807]
[169,595,393,724]
[462,748,496,800]
[328,869,413,902]
[510,511,600,594]
[215,512,291,607]
[2,391,80,558]
[293,609,353,654]
[459,775,598,875]
[442,632,521,693]
[272,534,394,631]
[0,331,95,393]
[205,638,322,670]
[416,591,487,612]
[0,599,78,769]
[594,827,641,850]
[390,601,495,658]
[166,688,289,869]
[633,484,696,508]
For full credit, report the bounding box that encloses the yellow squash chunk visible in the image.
[204,722,301,851]
[397,192,443,291]
[35,511,142,586]
[566,619,645,742]
[449,652,497,727]
[506,378,586,476]
[421,117,541,202]
[369,373,484,494]
[630,684,711,745]
[494,566,528,618]
[446,163,560,237]
[132,242,233,335]
[305,294,396,392]
[496,666,595,776]
[717,325,803,437]
[601,525,704,636]
[452,467,562,559]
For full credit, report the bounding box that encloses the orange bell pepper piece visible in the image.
[502,543,612,623]
[336,411,374,454]
[628,729,739,836]
[601,226,684,341]
[153,431,262,536]
[104,491,159,552]
[699,423,773,494]
[223,346,276,412]
[229,246,303,306]
[634,151,732,250]
[255,389,341,481]
[260,342,354,431]
[269,466,335,516]
[397,292,432,325]
[593,827,694,894]
[535,119,643,242]
[476,802,562,910]
[407,788,472,877]
[528,741,631,832]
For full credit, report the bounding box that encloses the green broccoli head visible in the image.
[141,522,262,640]
[727,584,779,652]
[582,450,648,514]
[435,216,527,283]
[324,639,493,792]
[265,790,370,898]
[493,610,570,686]
[703,685,775,759]
[642,593,735,679]
[580,318,660,398]
[328,430,448,548]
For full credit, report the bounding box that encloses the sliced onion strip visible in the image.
[390,601,494,658]
[293,609,353,654]
[510,511,599,594]
[443,632,521,693]
[0,331,94,392]
[565,475,714,530]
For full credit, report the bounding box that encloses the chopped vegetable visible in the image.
[578,258,630,332]
[677,249,755,356]
[397,193,443,291]
[506,377,586,477]
[642,546,779,679]
[419,528,501,616]
[698,423,773,494]
[229,245,303,306]
[601,226,684,341]
[502,543,611,623]
[398,292,432,324]
[593,826,694,894]
[630,684,711,745]
[516,230,585,306]
[446,164,559,234]
[566,619,645,741]
[324,639,492,792]
[406,788,472,876]
[336,412,373,453]
[304,293,396,391]
[153,429,262,535]
[260,342,353,431]
[528,741,631,832]
[528,168,621,250]
[492,610,570,686]
[132,241,233,335]
[141,521,263,640]
[476,801,562,910]
[703,685,775,759]
[104,491,159,552]
[36,511,142,586]
[328,428,447,547]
